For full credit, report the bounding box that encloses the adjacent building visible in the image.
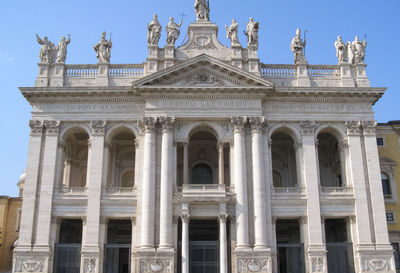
[12,2,396,273]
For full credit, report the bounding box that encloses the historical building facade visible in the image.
[13,2,395,273]
[377,121,400,271]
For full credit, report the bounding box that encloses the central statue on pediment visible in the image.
[194,0,210,21]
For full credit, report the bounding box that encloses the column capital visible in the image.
[29,120,44,136]
[299,120,316,136]
[218,213,228,223]
[345,120,362,136]
[249,116,266,133]
[231,116,247,132]
[44,120,60,136]
[90,120,107,136]
[139,117,158,133]
[180,213,190,224]
[362,120,377,136]
[159,116,175,132]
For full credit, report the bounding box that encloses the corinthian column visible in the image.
[249,117,268,249]
[159,116,175,250]
[231,117,249,249]
[219,212,228,273]
[139,117,157,249]
[181,211,190,273]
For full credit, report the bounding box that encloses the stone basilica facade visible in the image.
[13,2,395,273]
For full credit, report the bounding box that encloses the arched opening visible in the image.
[271,132,298,187]
[317,132,343,187]
[185,129,217,185]
[61,128,89,187]
[191,163,213,184]
[381,172,391,197]
[107,129,136,189]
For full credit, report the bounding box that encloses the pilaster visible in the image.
[81,120,106,273]
[339,62,355,87]
[50,63,65,87]
[164,45,175,69]
[295,64,311,87]
[34,121,60,252]
[299,120,328,273]
[35,63,51,87]
[96,64,109,86]
[146,46,160,75]
[355,63,370,87]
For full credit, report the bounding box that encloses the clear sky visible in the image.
[0,0,399,196]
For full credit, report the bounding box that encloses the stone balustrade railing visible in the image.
[56,187,87,194]
[66,64,98,77]
[307,65,340,79]
[320,186,353,193]
[273,186,304,193]
[108,64,145,78]
[181,184,227,191]
[260,64,296,78]
[106,186,137,194]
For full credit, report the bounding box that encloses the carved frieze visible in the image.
[44,120,60,135]
[345,120,361,135]
[90,120,106,136]
[14,258,45,272]
[311,257,325,272]
[84,258,97,273]
[362,120,377,135]
[362,257,392,272]
[231,117,247,132]
[188,35,217,50]
[140,258,173,273]
[299,120,315,135]
[159,116,175,132]
[238,258,269,273]
[249,117,265,132]
[139,117,158,133]
[29,120,44,136]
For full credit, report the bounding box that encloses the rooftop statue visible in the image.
[56,34,71,63]
[334,35,347,64]
[245,18,259,46]
[194,0,210,21]
[36,34,56,63]
[290,28,307,64]
[147,14,162,46]
[166,17,183,46]
[225,19,241,47]
[352,36,367,65]
[94,32,112,63]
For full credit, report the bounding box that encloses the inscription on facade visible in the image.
[33,103,142,113]
[264,103,372,113]
[148,99,260,109]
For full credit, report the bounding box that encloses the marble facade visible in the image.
[13,3,395,273]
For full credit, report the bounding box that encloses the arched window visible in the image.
[382,173,391,196]
[191,163,213,184]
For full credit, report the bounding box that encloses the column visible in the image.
[345,121,374,247]
[362,121,392,249]
[264,134,274,247]
[35,121,60,250]
[15,120,44,251]
[249,117,268,249]
[231,117,249,249]
[181,206,190,273]
[139,117,157,249]
[159,116,175,250]
[183,142,189,185]
[81,121,106,273]
[219,205,228,273]
[299,121,327,272]
[218,142,225,185]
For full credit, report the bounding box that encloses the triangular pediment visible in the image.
[380,156,397,166]
[133,54,274,89]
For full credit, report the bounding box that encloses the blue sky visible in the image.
[0,0,399,196]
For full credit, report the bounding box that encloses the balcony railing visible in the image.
[320,186,353,193]
[108,64,144,78]
[260,63,341,79]
[182,184,227,191]
[273,186,304,193]
[66,64,98,77]
[106,186,136,194]
[56,187,87,194]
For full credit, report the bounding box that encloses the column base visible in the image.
[356,247,396,273]
[235,249,272,273]
[12,249,52,273]
[133,248,175,273]
[306,245,328,273]
[80,248,101,273]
